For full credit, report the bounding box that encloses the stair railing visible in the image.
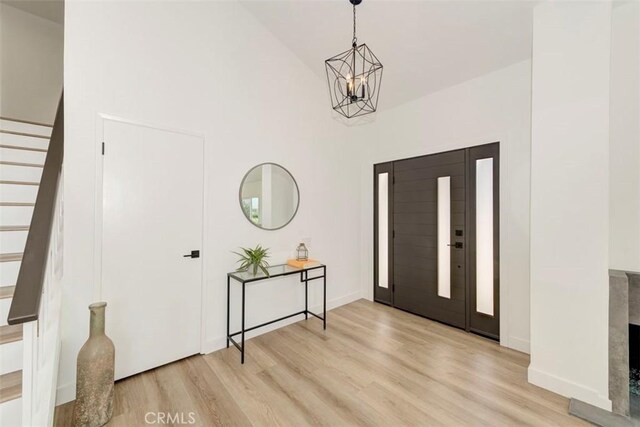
[7,94,64,426]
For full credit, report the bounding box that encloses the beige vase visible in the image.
[73,302,115,427]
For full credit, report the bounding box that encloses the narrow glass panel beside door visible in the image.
[378,173,389,288]
[476,158,494,316]
[437,176,451,299]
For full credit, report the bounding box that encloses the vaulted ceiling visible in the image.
[240,0,537,110]
[3,0,536,110]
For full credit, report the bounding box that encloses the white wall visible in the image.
[0,4,63,124]
[609,1,640,272]
[529,1,611,410]
[59,0,367,403]
[358,60,533,353]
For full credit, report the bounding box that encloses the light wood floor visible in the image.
[54,299,588,426]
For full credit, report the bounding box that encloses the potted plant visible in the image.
[233,245,270,276]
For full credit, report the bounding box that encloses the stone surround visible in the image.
[610,270,631,417]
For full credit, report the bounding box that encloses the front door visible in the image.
[392,150,466,328]
[374,143,500,339]
[101,119,204,379]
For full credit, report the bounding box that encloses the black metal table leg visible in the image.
[226,276,230,348]
[323,266,327,330]
[304,270,308,319]
[241,282,246,364]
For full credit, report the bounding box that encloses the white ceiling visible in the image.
[2,0,536,109]
[240,0,537,110]
[2,0,64,24]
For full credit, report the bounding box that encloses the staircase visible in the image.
[0,113,62,426]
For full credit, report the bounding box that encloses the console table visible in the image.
[226,263,326,363]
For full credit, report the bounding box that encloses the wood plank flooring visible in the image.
[54,299,588,426]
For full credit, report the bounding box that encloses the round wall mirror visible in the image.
[239,163,300,230]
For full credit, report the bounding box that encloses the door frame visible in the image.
[372,142,500,339]
[93,114,208,353]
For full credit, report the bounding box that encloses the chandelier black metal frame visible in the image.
[325,0,383,119]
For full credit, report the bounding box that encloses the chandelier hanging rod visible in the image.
[352,0,358,47]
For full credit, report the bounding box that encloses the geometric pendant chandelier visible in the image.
[325,0,383,119]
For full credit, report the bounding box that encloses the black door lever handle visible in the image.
[183,250,200,258]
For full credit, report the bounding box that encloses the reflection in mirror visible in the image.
[239,163,300,230]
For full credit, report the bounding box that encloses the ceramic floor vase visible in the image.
[73,302,115,427]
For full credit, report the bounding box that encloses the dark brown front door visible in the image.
[392,150,466,328]
[373,142,500,339]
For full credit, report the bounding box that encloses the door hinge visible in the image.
[102,142,105,155]
[393,176,396,185]
[392,230,395,238]
[392,284,395,292]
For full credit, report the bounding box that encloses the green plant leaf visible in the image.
[259,264,270,277]
[232,245,270,274]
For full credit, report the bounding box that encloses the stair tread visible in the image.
[0,226,29,232]
[0,286,15,299]
[0,160,44,168]
[0,370,22,404]
[0,253,22,263]
[0,202,35,207]
[0,144,48,153]
[0,180,39,186]
[0,129,49,140]
[0,324,22,345]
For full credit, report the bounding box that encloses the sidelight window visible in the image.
[476,158,494,316]
[437,176,451,299]
[378,173,389,288]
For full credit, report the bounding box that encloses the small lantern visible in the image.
[296,243,309,261]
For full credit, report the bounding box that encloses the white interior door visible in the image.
[101,119,204,380]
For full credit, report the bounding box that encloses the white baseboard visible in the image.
[201,290,362,355]
[56,291,362,404]
[506,336,530,354]
[55,382,75,405]
[321,290,363,312]
[528,366,612,411]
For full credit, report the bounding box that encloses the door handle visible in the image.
[183,250,200,259]
[447,242,463,249]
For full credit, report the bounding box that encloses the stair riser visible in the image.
[0,298,10,328]
[0,340,22,375]
[0,147,46,165]
[0,185,38,204]
[0,263,19,287]
[0,133,49,151]
[0,231,27,255]
[0,395,21,425]
[0,118,52,137]
[0,298,10,326]
[0,206,33,225]
[0,165,42,183]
